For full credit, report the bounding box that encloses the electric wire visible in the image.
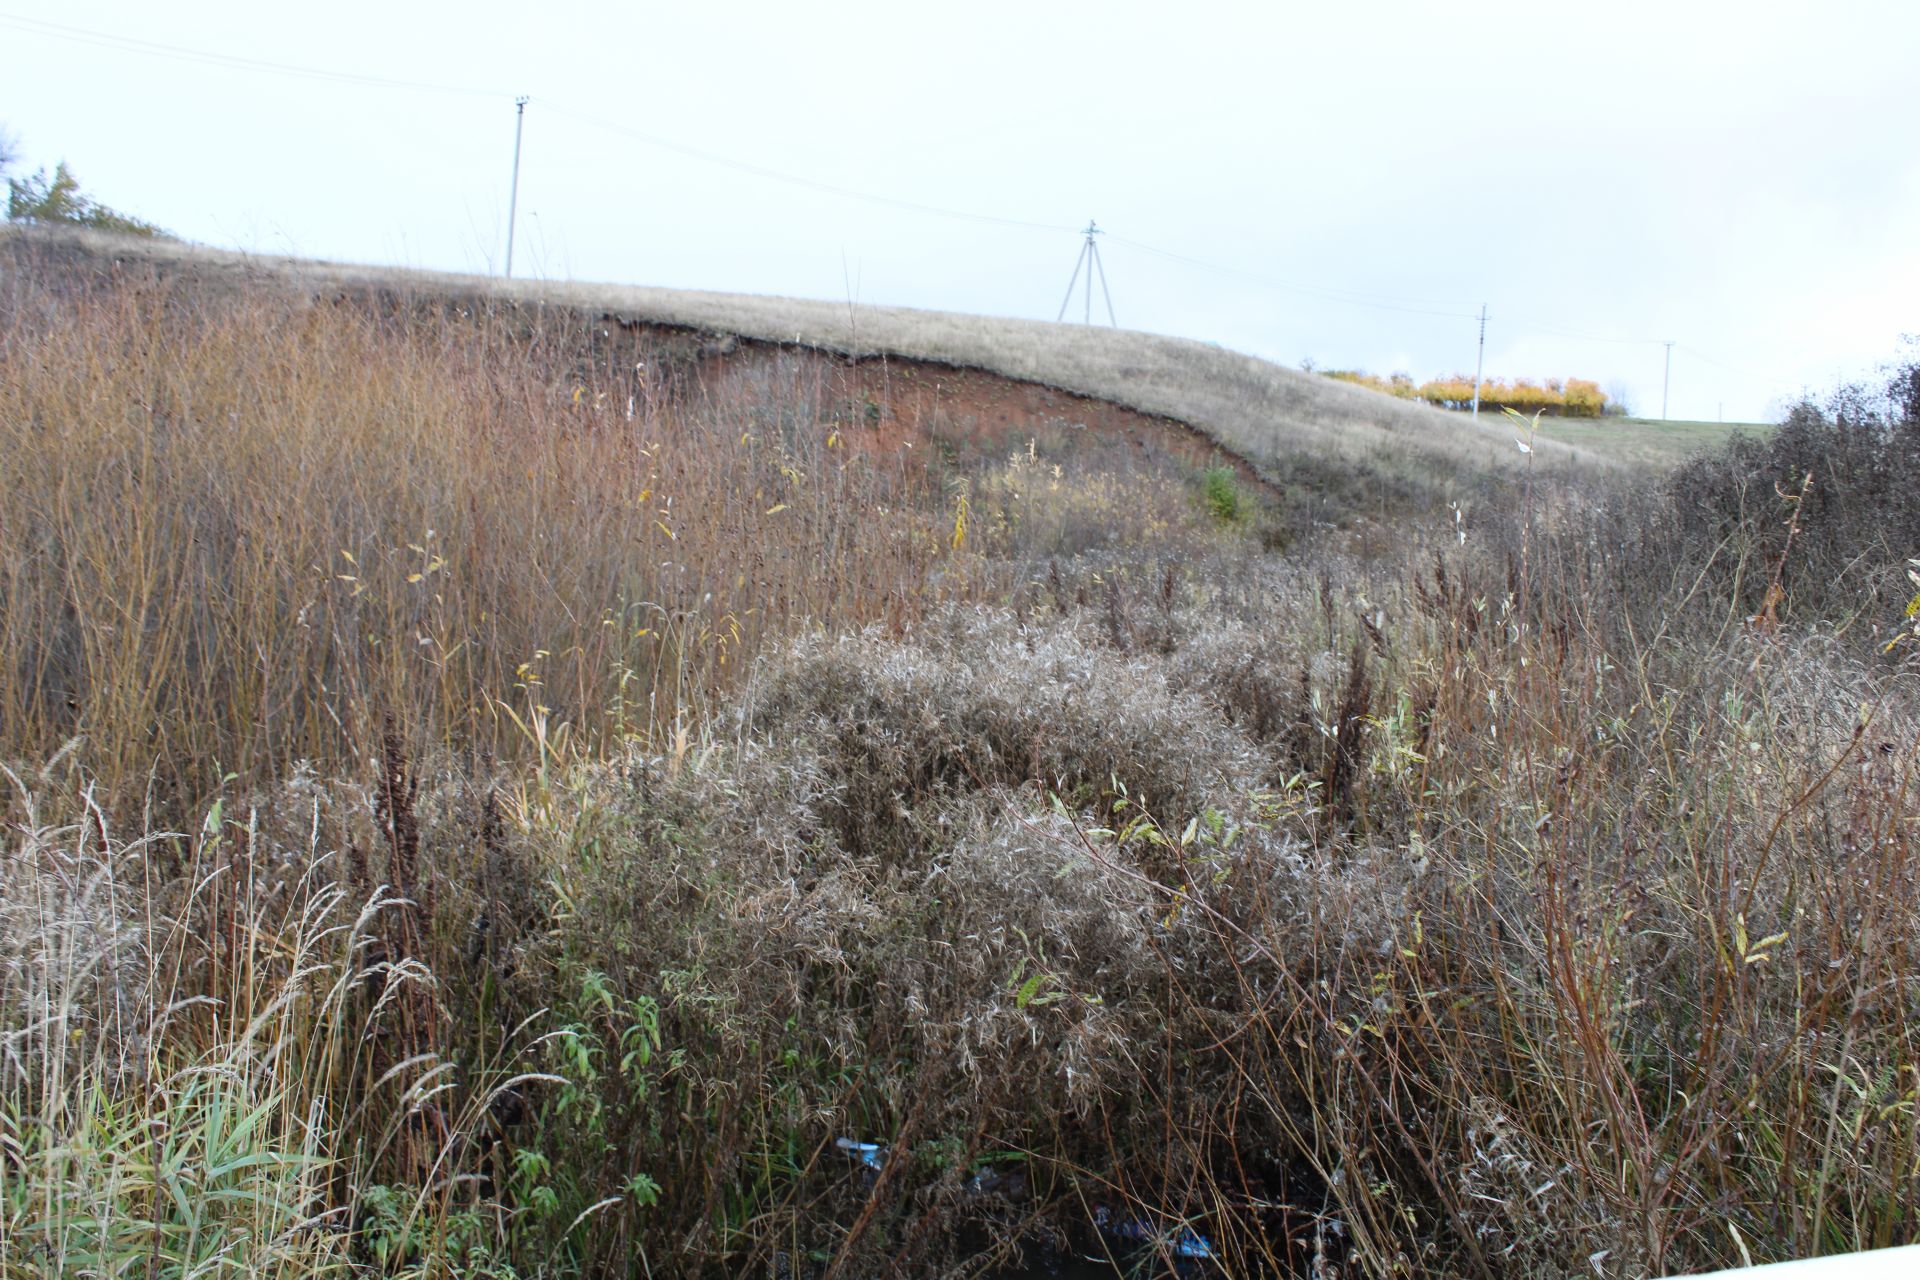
[533,99,1080,236]
[0,10,1079,235]
[1104,233,1482,319]
[0,9,1503,317]
[0,6,1784,384]
[1508,322,1667,346]
[1677,343,1773,381]
[0,10,507,99]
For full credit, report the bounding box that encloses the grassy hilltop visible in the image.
[3,227,1916,1279]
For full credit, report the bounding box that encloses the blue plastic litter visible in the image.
[1093,1205,1214,1259]
[834,1137,887,1170]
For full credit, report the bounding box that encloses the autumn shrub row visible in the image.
[1327,368,1611,416]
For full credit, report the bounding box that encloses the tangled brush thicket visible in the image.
[530,541,1920,1277]
[544,602,1386,1274]
[7,542,1919,1279]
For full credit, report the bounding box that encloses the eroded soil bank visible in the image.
[581,310,1282,499]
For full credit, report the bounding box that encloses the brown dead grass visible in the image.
[7,224,1911,1280]
[0,238,956,808]
[4,226,1607,497]
[7,524,1917,1277]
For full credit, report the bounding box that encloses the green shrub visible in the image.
[1201,465,1244,523]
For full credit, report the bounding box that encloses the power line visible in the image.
[0,10,508,99]
[1104,233,1480,319]
[505,97,529,278]
[1056,220,1117,326]
[3,5,1460,309]
[1662,339,1675,420]
[0,10,1078,237]
[1473,305,1488,418]
[1490,321,1777,387]
[1,5,1790,386]
[537,104,1483,322]
[535,100,1080,236]
[1089,229,1117,328]
[1511,322,1667,346]
[1,9,1072,237]
[1677,342,1771,380]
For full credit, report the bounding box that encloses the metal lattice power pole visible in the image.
[505,95,529,278]
[1057,221,1117,326]
[1056,235,1088,323]
[1661,340,1674,420]
[1472,304,1488,418]
[1089,229,1117,327]
[1084,227,1093,326]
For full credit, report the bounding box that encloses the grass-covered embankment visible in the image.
[4,233,1917,1277]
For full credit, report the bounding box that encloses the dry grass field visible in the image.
[4,226,1915,1280]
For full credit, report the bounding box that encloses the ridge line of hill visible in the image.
[3,226,1605,495]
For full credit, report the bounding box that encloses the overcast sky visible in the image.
[5,1,1916,422]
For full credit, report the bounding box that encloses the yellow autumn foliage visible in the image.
[1327,369,1611,418]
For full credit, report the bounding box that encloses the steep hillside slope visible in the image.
[5,227,1601,496]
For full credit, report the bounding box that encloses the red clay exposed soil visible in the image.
[598,316,1278,497]
[829,357,1266,483]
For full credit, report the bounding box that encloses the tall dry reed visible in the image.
[0,250,954,811]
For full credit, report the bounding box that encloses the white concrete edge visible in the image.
[1673,1245,1920,1278]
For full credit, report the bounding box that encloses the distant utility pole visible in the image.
[505,95,530,279]
[1056,220,1118,326]
[1661,340,1674,421]
[1472,304,1488,418]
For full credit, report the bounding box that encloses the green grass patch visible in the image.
[1528,415,1776,467]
